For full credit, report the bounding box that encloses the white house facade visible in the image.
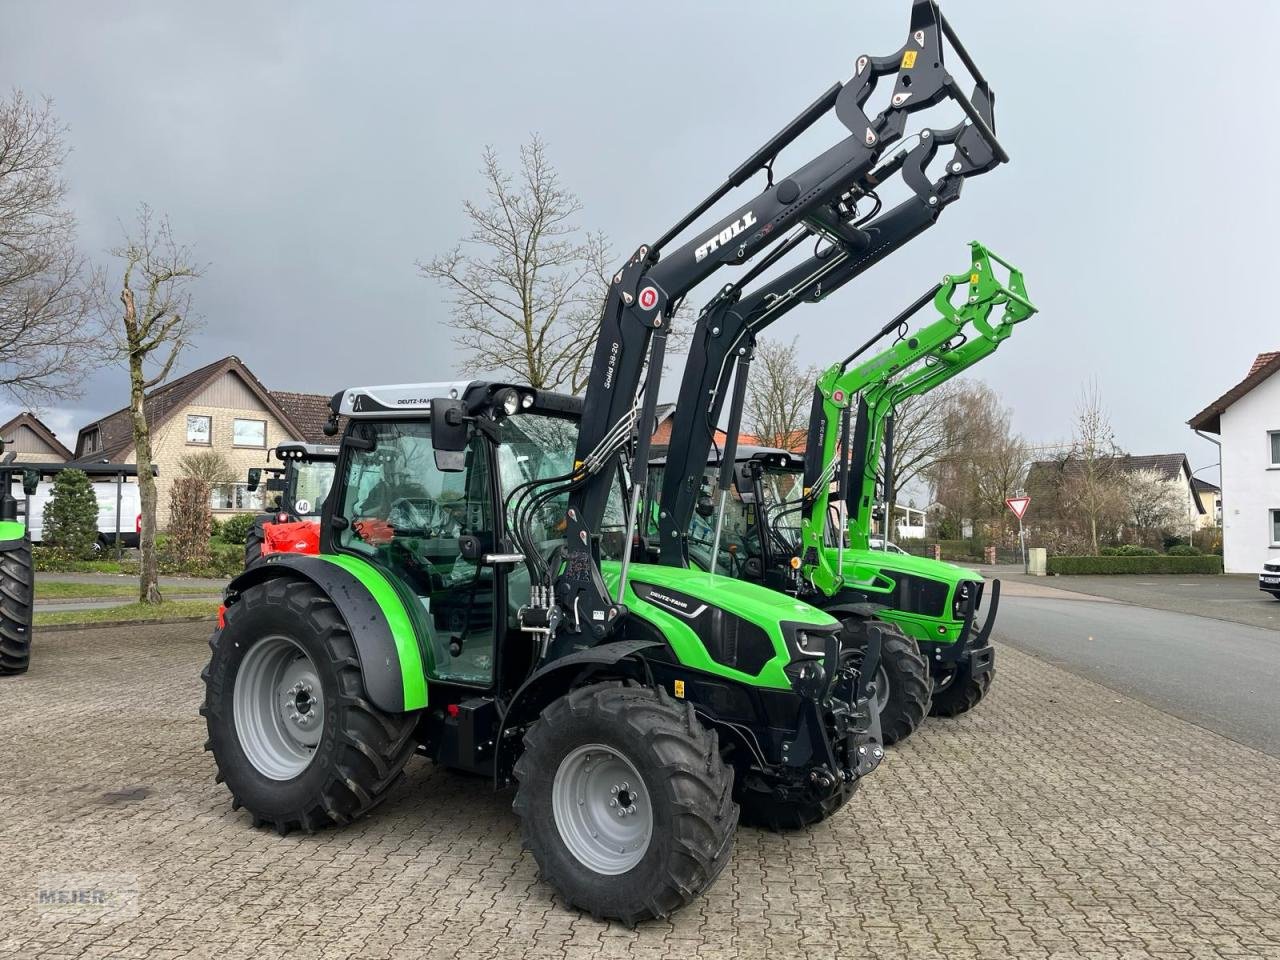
[1188,352,1280,573]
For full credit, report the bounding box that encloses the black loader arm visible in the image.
[517,0,1007,652]
[655,37,1005,568]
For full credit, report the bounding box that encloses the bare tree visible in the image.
[1064,381,1124,555]
[419,135,610,393]
[743,337,820,449]
[1121,467,1186,542]
[180,449,235,484]
[888,380,964,509]
[927,381,1028,543]
[0,91,104,404]
[101,206,203,603]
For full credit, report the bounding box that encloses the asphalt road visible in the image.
[995,590,1280,758]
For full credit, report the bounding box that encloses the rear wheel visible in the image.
[0,541,33,676]
[201,578,419,833]
[513,683,737,924]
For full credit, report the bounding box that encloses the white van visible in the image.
[15,478,142,550]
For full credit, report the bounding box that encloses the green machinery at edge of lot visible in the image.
[0,443,39,676]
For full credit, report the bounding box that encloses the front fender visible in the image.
[225,553,427,713]
[493,639,662,781]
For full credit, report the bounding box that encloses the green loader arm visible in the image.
[800,241,1037,595]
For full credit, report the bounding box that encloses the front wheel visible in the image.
[201,578,419,834]
[0,541,33,676]
[513,684,737,924]
[864,621,930,746]
[243,516,269,568]
[929,651,993,718]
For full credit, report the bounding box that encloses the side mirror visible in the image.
[431,399,469,473]
[21,469,39,496]
[246,468,262,492]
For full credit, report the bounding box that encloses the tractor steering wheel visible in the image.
[387,496,438,535]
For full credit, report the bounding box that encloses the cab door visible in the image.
[331,419,500,687]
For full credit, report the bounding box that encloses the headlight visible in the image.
[521,393,534,409]
[496,388,520,417]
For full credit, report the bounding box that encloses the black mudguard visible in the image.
[493,639,662,782]
[223,554,419,713]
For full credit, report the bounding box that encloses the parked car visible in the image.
[869,537,909,555]
[14,477,142,551]
[1260,560,1280,599]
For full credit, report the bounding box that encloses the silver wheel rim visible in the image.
[233,636,324,780]
[874,663,891,713]
[551,743,652,875]
[933,668,956,694]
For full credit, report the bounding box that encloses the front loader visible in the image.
[0,442,39,676]
[201,0,1013,924]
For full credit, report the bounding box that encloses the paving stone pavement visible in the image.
[1,622,1278,960]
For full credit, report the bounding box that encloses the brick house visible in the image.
[71,356,336,526]
[0,412,74,463]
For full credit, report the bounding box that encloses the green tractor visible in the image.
[202,382,881,923]
[650,242,1036,744]
[0,442,39,676]
[243,441,340,566]
[201,1,1011,922]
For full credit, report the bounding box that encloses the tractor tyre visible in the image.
[513,683,737,925]
[0,540,33,676]
[735,778,856,832]
[243,517,268,568]
[928,650,993,718]
[201,577,419,834]
[864,621,931,746]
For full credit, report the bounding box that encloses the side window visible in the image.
[335,420,497,686]
[494,413,628,616]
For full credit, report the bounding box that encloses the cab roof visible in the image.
[331,380,582,420]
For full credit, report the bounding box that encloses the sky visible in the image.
[3,0,1277,485]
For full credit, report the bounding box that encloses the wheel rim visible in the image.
[933,668,956,694]
[233,636,324,780]
[551,743,652,875]
[874,663,891,713]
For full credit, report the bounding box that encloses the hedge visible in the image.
[1047,555,1223,575]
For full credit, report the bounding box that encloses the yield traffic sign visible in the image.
[1005,496,1031,520]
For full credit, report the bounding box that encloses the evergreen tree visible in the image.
[43,469,100,558]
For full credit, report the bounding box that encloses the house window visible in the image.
[82,429,100,454]
[233,418,266,448]
[187,415,212,445]
[1270,431,1280,467]
[1272,509,1280,547]
[211,483,263,512]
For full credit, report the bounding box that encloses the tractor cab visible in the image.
[320,380,627,693]
[248,441,341,521]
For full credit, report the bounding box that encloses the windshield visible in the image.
[759,464,806,550]
[495,413,626,559]
[291,461,335,517]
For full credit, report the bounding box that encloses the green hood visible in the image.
[601,560,838,691]
[825,547,981,586]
